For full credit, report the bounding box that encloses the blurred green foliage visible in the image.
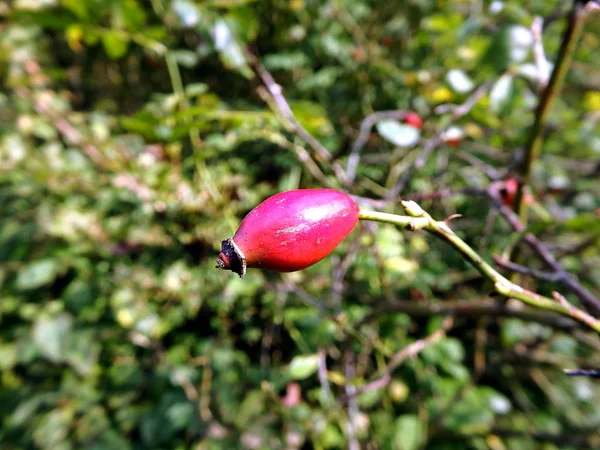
[1,0,600,449]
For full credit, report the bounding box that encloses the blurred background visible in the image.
[1,0,600,448]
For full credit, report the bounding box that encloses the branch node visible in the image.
[494,281,512,297]
[401,200,426,217]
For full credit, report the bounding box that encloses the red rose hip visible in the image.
[216,189,360,277]
[403,112,423,129]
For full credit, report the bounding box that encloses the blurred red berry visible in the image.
[380,36,394,47]
[500,178,519,206]
[492,178,533,207]
[403,112,423,129]
[442,126,464,147]
[216,189,360,277]
[281,382,302,408]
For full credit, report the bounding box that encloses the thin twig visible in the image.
[358,201,600,333]
[383,133,444,202]
[434,80,493,118]
[344,352,360,450]
[345,110,409,185]
[254,63,332,161]
[489,192,600,315]
[318,349,333,406]
[493,255,562,282]
[564,368,600,377]
[362,298,583,331]
[515,1,591,221]
[347,318,453,398]
[253,62,347,183]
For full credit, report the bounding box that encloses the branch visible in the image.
[345,110,409,186]
[564,367,600,377]
[346,318,453,398]
[493,255,562,282]
[253,62,347,183]
[363,298,583,331]
[489,192,600,315]
[515,1,593,221]
[434,80,493,119]
[358,201,600,333]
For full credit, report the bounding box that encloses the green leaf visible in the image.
[101,31,129,59]
[288,354,319,380]
[290,101,334,137]
[393,414,425,450]
[33,314,73,363]
[62,0,90,19]
[65,330,99,375]
[0,343,18,370]
[16,259,60,290]
[171,50,199,68]
[563,214,600,232]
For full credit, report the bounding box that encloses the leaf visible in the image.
[0,343,17,370]
[65,330,100,375]
[226,6,260,42]
[563,214,600,232]
[376,120,420,148]
[507,25,533,63]
[171,50,199,68]
[446,69,474,94]
[114,0,147,30]
[16,258,60,290]
[393,415,425,450]
[264,51,309,71]
[489,73,514,114]
[61,0,89,19]
[288,354,319,380]
[33,314,73,363]
[172,0,202,27]
[101,31,129,59]
[290,101,334,137]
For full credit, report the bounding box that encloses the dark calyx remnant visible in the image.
[215,238,247,278]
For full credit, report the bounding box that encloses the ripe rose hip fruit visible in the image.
[216,189,360,278]
[499,178,519,206]
[442,126,464,147]
[403,112,423,129]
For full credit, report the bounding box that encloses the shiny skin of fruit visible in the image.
[216,189,360,277]
[403,112,423,129]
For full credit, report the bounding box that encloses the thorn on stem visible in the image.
[552,291,570,306]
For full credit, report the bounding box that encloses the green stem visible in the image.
[358,201,600,334]
[515,1,589,222]
[165,53,221,202]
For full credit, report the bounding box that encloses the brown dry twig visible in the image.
[345,110,409,186]
[346,317,453,398]
[253,62,347,183]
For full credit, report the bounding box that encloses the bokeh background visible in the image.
[1,0,600,448]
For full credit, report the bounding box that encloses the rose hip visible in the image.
[403,112,423,129]
[216,189,360,277]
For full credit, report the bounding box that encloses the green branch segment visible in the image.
[358,201,600,334]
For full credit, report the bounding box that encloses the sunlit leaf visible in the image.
[376,120,420,147]
[288,354,319,380]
